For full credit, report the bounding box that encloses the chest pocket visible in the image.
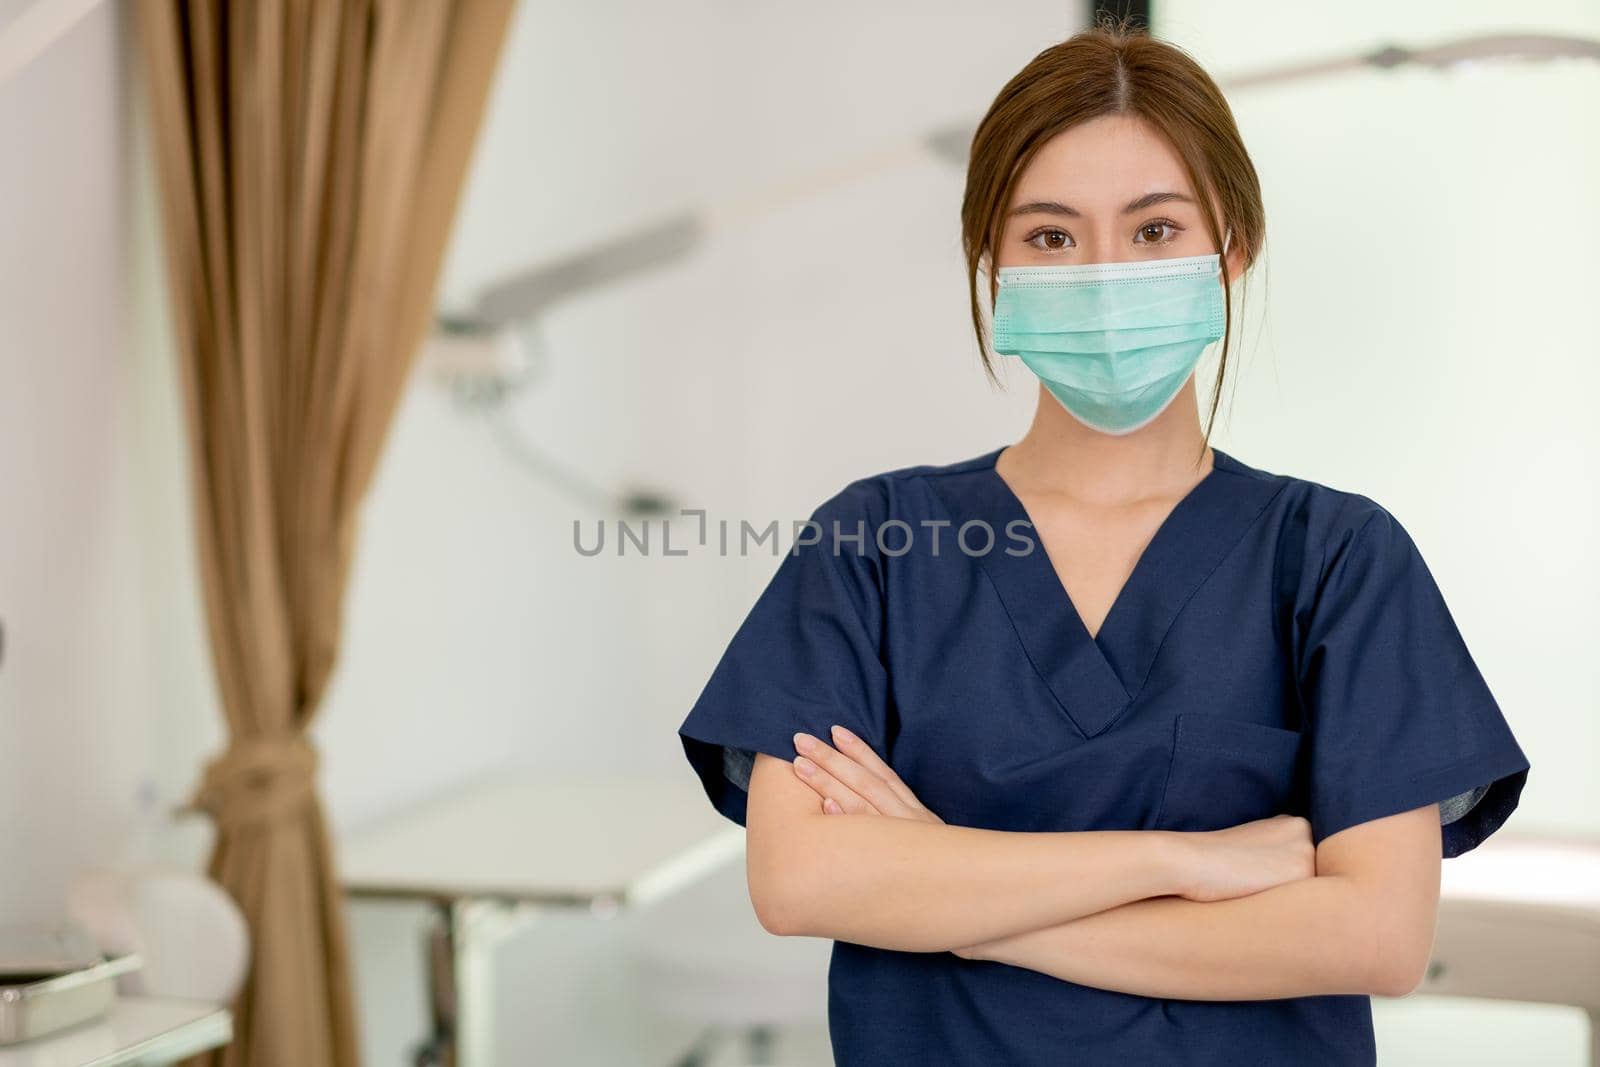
[1153,712,1305,832]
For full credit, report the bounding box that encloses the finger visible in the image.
[795,733,908,817]
[827,724,932,815]
[792,755,878,815]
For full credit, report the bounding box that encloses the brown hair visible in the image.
[959,14,1265,444]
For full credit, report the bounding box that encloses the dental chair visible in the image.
[629,855,830,1067]
[1420,834,1600,1063]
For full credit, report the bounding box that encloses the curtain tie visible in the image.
[189,734,320,830]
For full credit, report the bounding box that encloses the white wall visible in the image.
[0,0,214,923]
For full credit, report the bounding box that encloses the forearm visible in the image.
[754,812,1189,952]
[967,872,1384,999]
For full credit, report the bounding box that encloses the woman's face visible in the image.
[993,113,1243,277]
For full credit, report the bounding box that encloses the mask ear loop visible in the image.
[1222,227,1233,256]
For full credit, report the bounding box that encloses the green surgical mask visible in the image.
[991,237,1229,435]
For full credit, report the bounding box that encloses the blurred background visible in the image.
[2,0,1597,1064]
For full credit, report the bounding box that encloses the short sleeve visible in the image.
[677,482,893,827]
[1297,504,1531,858]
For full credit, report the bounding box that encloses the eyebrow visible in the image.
[1007,191,1196,218]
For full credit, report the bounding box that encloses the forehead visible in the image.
[1010,114,1193,206]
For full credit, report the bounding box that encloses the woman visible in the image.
[676,21,1530,1067]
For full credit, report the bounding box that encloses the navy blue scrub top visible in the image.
[677,445,1531,1067]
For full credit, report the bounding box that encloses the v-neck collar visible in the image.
[927,444,1286,740]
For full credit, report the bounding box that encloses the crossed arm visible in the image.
[743,725,1442,1001]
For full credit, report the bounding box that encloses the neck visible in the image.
[1001,381,1214,506]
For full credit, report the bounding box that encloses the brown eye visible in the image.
[1026,228,1071,252]
[1134,220,1181,244]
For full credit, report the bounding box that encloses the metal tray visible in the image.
[0,952,143,1045]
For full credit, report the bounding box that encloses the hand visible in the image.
[1178,813,1316,902]
[790,725,944,825]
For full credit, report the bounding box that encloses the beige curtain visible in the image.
[134,1,515,1063]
